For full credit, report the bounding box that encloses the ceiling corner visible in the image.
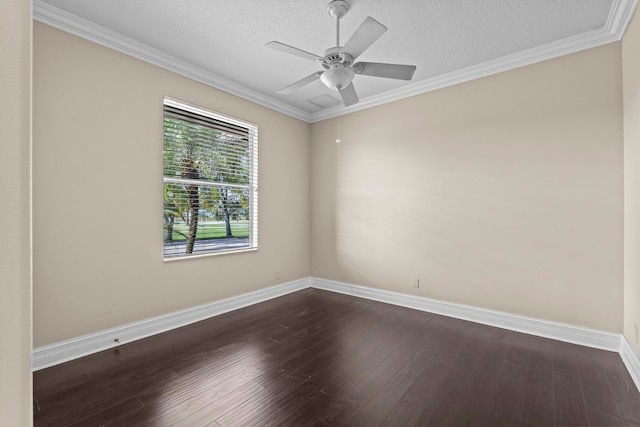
[608,0,640,39]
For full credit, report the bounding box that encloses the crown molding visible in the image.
[311,0,638,122]
[33,0,638,124]
[608,0,640,39]
[32,0,313,122]
[312,28,616,121]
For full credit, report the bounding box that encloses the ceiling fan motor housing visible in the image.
[321,47,353,68]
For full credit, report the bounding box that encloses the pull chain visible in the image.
[336,116,342,188]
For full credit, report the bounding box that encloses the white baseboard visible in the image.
[32,278,310,371]
[32,275,640,393]
[310,277,621,351]
[310,277,640,392]
[620,337,640,392]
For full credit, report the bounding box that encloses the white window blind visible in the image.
[163,97,258,259]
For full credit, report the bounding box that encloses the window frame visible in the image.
[162,96,258,260]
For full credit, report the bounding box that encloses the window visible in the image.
[163,97,258,259]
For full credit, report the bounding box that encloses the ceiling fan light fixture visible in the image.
[320,65,355,90]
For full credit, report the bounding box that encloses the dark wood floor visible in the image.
[34,288,640,426]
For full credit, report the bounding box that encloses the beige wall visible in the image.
[0,0,33,424]
[624,5,640,357]
[33,23,311,347]
[33,12,634,351]
[311,43,624,332]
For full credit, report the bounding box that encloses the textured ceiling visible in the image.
[34,0,637,121]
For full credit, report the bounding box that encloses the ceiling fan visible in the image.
[266,0,417,107]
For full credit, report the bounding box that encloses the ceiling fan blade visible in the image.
[341,17,387,60]
[338,82,359,107]
[277,72,323,94]
[266,41,322,62]
[354,62,416,80]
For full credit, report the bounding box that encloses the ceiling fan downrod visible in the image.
[327,0,349,47]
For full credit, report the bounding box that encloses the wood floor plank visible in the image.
[215,375,304,426]
[32,373,93,406]
[579,351,640,426]
[347,371,416,426]
[520,350,555,427]
[319,342,417,425]
[33,288,640,426]
[401,320,483,412]
[35,363,180,426]
[382,399,428,426]
[170,379,266,426]
[67,398,145,426]
[412,327,514,426]
[249,350,349,426]
[482,345,530,427]
[553,356,590,426]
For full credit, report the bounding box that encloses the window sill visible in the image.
[163,247,258,262]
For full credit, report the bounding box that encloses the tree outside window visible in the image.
[163,98,258,259]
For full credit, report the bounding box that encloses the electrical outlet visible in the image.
[412,278,420,289]
[634,324,639,344]
[275,269,281,280]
